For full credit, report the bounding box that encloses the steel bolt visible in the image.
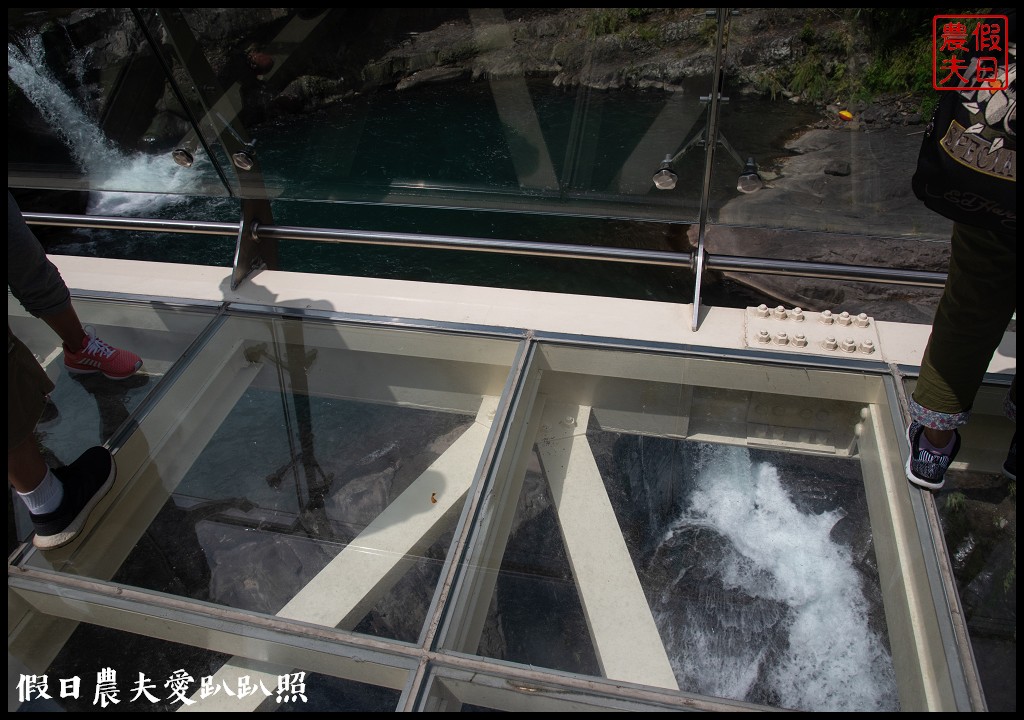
[820,310,834,325]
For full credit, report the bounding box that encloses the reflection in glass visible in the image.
[8,11,230,198]
[7,10,1006,710]
[117,392,474,642]
[9,8,957,326]
[22,313,517,648]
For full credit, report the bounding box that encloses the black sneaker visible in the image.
[1003,432,1017,481]
[30,446,116,550]
[906,422,961,491]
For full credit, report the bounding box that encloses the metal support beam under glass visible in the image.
[9,287,990,712]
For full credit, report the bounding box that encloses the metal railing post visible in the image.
[691,8,732,332]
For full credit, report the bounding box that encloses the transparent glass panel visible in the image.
[935,465,1016,714]
[10,621,402,711]
[8,9,232,198]
[10,8,956,313]
[699,223,952,327]
[709,8,951,243]
[20,312,519,648]
[440,342,944,712]
[903,379,1016,713]
[694,7,961,325]
[9,9,719,238]
[7,8,1009,712]
[8,295,219,548]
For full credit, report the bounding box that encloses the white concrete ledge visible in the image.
[50,255,1015,376]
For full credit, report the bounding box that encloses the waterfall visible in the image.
[653,443,899,711]
[8,34,200,216]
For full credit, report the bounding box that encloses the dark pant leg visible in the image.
[911,222,1016,428]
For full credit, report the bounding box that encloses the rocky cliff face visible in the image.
[14,8,925,128]
[11,8,949,322]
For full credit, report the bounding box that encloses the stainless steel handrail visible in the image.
[23,211,947,288]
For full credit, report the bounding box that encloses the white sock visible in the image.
[17,468,64,515]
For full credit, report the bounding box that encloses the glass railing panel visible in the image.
[144,8,716,222]
[709,8,951,243]
[9,10,719,238]
[11,9,968,263]
[697,236,949,324]
[18,189,241,269]
[18,311,519,648]
[11,9,961,312]
[713,277,944,327]
[8,9,233,198]
[9,619,404,711]
[7,294,221,549]
[266,197,712,303]
[440,341,972,711]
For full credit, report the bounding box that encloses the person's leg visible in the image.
[8,433,49,495]
[8,328,116,549]
[913,223,1016,422]
[8,433,67,523]
[40,304,87,352]
[8,192,140,379]
[908,223,1016,489]
[8,328,55,491]
[29,447,116,550]
[9,325,63,515]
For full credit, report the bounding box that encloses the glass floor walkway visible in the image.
[8,262,1015,712]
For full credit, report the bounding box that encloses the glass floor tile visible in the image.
[10,302,1009,712]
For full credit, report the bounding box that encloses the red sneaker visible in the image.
[63,326,143,380]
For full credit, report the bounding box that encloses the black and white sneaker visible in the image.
[30,446,116,550]
[906,422,960,491]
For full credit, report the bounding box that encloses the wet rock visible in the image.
[396,66,470,91]
[824,160,851,176]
